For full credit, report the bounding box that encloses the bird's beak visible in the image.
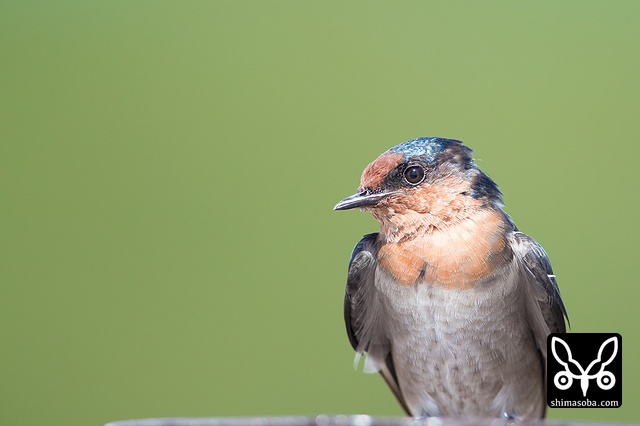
[333,190,392,211]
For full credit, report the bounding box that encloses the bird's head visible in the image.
[334,137,503,236]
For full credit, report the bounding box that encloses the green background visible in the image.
[2,1,638,425]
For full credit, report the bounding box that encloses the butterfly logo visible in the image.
[551,336,618,397]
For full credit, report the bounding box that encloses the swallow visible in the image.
[334,137,567,419]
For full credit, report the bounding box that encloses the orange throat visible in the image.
[376,207,511,289]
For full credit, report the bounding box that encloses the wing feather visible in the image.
[343,233,410,415]
[510,231,568,359]
[510,231,568,416]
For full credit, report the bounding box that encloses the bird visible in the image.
[334,137,567,419]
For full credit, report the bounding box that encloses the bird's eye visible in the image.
[403,165,425,185]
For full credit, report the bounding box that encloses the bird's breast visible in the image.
[377,208,511,289]
[375,264,543,417]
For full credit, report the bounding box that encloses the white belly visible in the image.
[376,262,544,418]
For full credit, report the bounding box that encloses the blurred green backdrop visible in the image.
[2,1,639,425]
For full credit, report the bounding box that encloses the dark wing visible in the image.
[510,231,568,361]
[344,233,378,352]
[344,233,410,415]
